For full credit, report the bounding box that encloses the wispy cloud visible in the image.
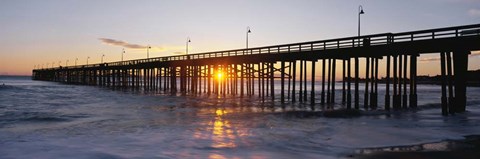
[468,9,480,17]
[420,51,480,62]
[98,38,162,50]
[172,51,186,55]
[97,38,191,55]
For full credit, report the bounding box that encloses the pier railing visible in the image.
[93,32,393,68]
[393,23,480,42]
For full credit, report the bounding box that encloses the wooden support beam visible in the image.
[393,55,399,110]
[292,61,296,103]
[262,63,265,101]
[373,57,379,109]
[453,50,469,113]
[403,55,408,109]
[409,55,417,108]
[347,58,352,109]
[299,60,303,102]
[354,57,359,109]
[240,64,244,97]
[322,59,326,104]
[446,52,454,114]
[327,59,331,104]
[271,62,275,101]
[331,59,336,104]
[342,59,346,104]
[303,60,307,102]
[287,62,291,101]
[440,52,448,115]
[364,57,370,109]
[311,60,316,105]
[258,63,261,98]
[281,61,285,103]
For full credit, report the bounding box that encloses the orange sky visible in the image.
[1,0,480,76]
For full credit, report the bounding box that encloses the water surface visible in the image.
[1,76,480,159]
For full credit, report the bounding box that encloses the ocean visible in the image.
[1,76,480,159]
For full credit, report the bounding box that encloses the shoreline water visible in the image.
[1,76,480,158]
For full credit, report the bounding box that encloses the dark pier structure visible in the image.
[32,24,480,115]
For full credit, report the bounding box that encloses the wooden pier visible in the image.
[32,24,480,115]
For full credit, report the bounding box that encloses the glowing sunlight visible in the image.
[216,71,224,81]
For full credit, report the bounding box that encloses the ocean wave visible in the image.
[0,111,90,124]
[22,116,72,122]
[276,109,363,118]
[0,84,25,91]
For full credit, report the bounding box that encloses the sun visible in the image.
[216,72,224,80]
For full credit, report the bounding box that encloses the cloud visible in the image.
[468,9,480,17]
[98,38,159,49]
[420,51,480,62]
[172,51,186,55]
[97,38,193,56]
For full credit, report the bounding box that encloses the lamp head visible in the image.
[359,5,365,14]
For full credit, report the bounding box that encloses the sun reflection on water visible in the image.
[187,97,261,158]
[196,106,253,159]
[211,108,236,149]
[215,109,226,116]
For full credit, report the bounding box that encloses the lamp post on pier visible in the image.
[186,37,191,54]
[75,58,78,66]
[87,56,90,65]
[101,54,105,63]
[122,48,125,62]
[246,27,251,49]
[147,45,151,58]
[358,5,365,37]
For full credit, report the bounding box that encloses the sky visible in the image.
[0,0,479,76]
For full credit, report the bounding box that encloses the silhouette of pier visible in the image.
[32,24,480,115]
